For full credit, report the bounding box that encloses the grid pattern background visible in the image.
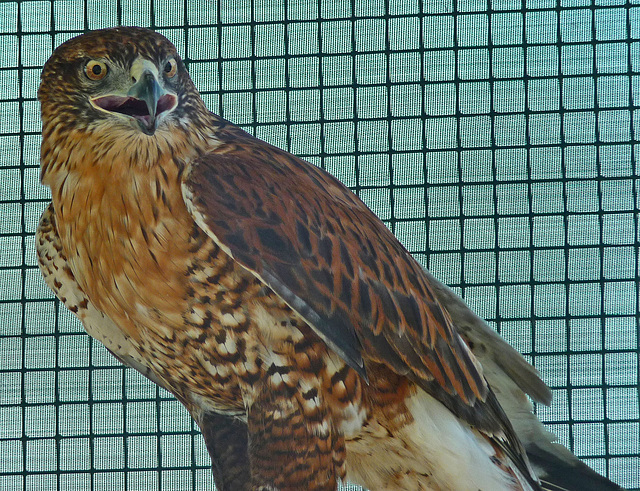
[1,0,638,490]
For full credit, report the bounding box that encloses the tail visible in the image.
[528,443,625,491]
[426,270,627,491]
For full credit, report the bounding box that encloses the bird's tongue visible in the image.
[93,94,176,119]
[156,94,176,115]
[93,95,151,117]
[92,94,177,134]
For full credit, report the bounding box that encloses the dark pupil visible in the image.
[92,64,102,75]
[165,62,172,72]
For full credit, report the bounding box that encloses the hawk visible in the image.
[36,27,623,491]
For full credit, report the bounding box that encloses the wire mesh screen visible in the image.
[1,0,638,490]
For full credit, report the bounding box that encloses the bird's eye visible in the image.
[85,60,108,81]
[163,58,177,78]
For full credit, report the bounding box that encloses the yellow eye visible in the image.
[163,58,177,78]
[85,60,108,81]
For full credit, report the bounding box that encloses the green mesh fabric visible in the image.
[0,1,638,490]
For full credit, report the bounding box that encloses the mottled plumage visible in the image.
[37,27,623,491]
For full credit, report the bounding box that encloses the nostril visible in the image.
[132,76,137,83]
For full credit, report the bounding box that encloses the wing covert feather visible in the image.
[182,135,488,409]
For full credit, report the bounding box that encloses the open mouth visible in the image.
[92,94,177,126]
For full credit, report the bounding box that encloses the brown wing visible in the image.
[183,131,488,413]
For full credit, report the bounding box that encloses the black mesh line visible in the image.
[0,0,638,490]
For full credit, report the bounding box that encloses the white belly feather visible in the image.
[346,390,529,491]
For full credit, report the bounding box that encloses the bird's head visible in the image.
[39,27,205,137]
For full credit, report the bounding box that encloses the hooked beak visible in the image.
[91,69,177,135]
